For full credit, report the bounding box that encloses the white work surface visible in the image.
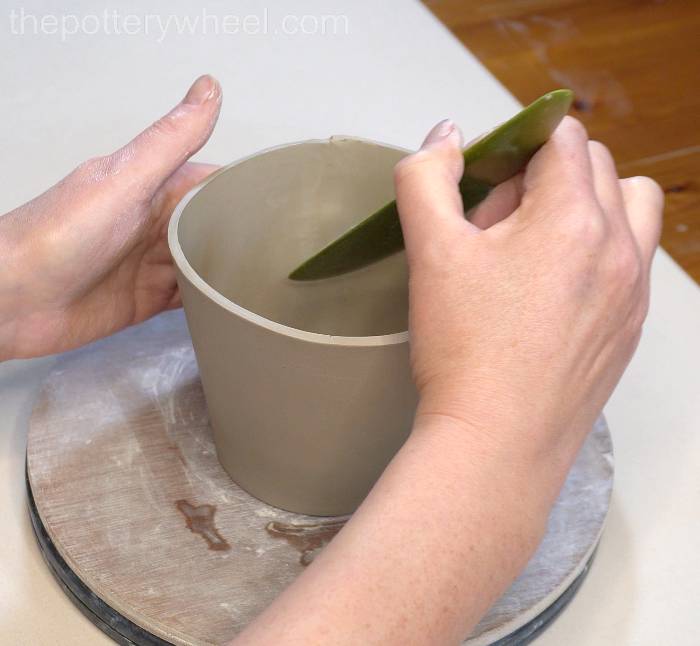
[1,1,699,644]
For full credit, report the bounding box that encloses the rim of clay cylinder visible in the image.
[168,136,411,348]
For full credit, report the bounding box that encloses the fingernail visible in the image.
[183,75,219,105]
[423,119,461,148]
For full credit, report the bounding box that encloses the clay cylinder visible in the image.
[168,137,417,516]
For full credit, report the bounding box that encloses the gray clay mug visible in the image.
[168,137,417,516]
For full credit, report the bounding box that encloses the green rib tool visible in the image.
[289,89,573,281]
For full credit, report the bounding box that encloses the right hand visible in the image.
[395,116,663,469]
[232,116,663,646]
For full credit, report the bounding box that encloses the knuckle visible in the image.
[393,154,417,182]
[560,115,589,141]
[603,244,642,285]
[562,211,607,247]
[625,175,665,206]
[588,140,613,163]
[637,290,651,325]
[150,114,180,139]
[626,305,647,341]
[443,143,466,170]
[624,250,643,284]
[394,151,434,183]
[394,145,463,186]
[633,301,649,329]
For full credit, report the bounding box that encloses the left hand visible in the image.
[0,75,221,360]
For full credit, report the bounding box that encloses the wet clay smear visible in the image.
[266,519,347,566]
[176,500,231,551]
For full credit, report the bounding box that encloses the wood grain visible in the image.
[26,310,613,645]
[424,0,700,282]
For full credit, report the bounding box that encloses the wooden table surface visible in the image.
[424,0,700,283]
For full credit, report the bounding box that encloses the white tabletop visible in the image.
[1,1,698,644]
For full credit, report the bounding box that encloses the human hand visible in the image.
[0,75,221,360]
[395,116,663,469]
[229,118,664,646]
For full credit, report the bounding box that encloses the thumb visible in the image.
[109,75,222,193]
[394,119,473,262]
